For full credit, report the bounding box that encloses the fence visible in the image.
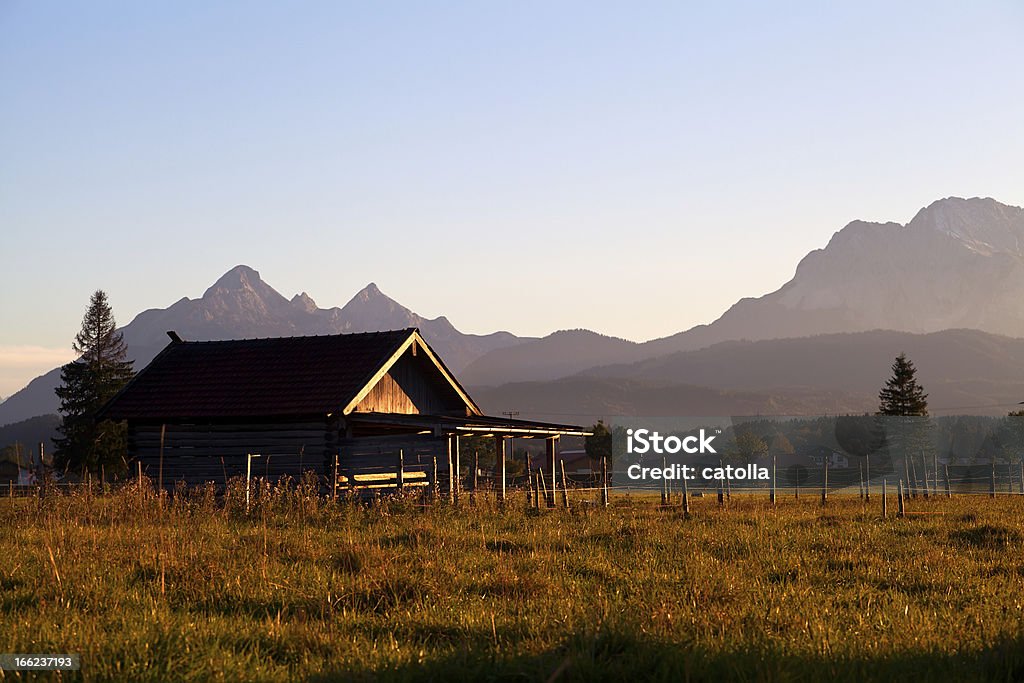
[8,454,1024,522]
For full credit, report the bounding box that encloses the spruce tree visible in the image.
[876,353,931,472]
[54,290,135,474]
[877,353,929,416]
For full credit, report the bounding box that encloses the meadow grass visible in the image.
[1,483,1023,682]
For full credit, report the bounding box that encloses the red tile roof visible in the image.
[99,329,416,420]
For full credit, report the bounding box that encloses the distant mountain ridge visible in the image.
[0,267,530,426]
[462,197,1024,385]
[476,328,1024,422]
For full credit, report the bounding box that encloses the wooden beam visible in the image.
[495,436,506,503]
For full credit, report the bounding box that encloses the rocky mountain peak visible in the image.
[205,265,263,294]
[290,292,317,313]
[353,283,383,301]
[907,197,1024,256]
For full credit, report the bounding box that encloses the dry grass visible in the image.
[1,481,1024,681]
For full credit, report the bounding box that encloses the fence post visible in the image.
[859,461,864,501]
[865,455,871,502]
[533,472,541,510]
[245,454,252,512]
[897,479,905,518]
[990,459,997,499]
[601,457,609,508]
[770,455,776,506]
[922,455,930,499]
[944,463,951,498]
[333,453,339,501]
[682,470,690,517]
[472,451,479,506]
[430,456,438,498]
[37,442,46,500]
[881,478,887,519]
[661,457,668,507]
[539,469,548,509]
[396,450,404,492]
[560,460,570,510]
[447,442,455,504]
[903,458,911,500]
[821,459,828,506]
[717,479,724,507]
[917,456,925,499]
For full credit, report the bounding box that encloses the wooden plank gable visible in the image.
[344,331,481,417]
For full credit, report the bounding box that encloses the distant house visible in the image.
[531,449,595,476]
[98,328,587,492]
[802,445,849,470]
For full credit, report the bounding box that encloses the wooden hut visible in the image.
[98,328,586,494]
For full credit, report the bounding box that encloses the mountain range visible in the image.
[2,196,1023,428]
[459,197,1024,385]
[0,267,529,425]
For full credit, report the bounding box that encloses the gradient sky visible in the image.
[2,1,1023,397]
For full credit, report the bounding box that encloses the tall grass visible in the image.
[1,480,1023,681]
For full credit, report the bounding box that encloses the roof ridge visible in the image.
[175,327,419,344]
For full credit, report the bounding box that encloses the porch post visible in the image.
[453,434,461,502]
[495,435,506,503]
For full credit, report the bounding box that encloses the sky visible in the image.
[1,1,1023,397]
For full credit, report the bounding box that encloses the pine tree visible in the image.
[876,352,931,470]
[54,290,135,474]
[877,353,929,416]
[585,420,613,463]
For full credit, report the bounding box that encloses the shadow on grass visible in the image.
[306,628,1024,683]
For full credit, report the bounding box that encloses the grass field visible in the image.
[2,482,1024,682]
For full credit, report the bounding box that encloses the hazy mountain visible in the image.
[463,197,1024,385]
[580,329,1024,415]
[460,330,643,386]
[473,377,874,426]
[474,328,1024,423]
[0,266,529,426]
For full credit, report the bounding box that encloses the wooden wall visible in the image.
[128,421,447,492]
[129,420,331,487]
